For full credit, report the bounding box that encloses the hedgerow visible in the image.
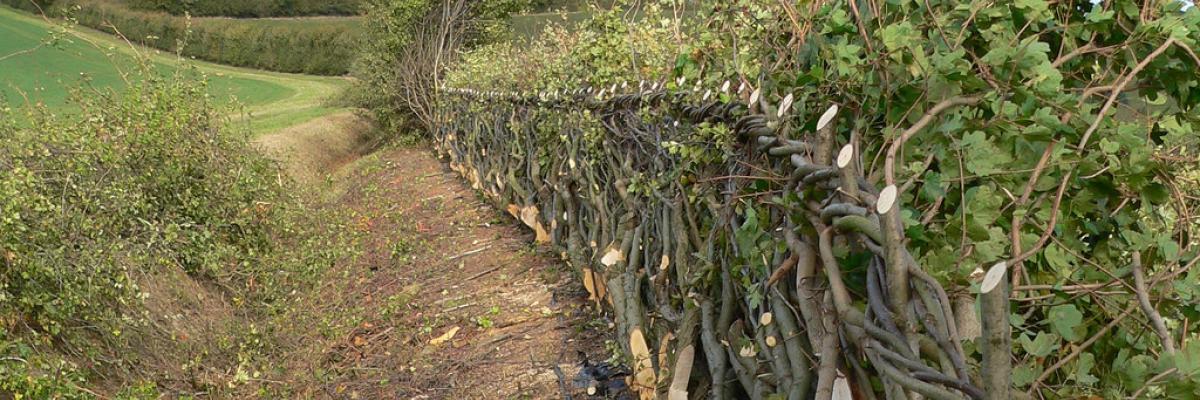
[350,0,552,136]
[0,0,360,75]
[426,0,1200,398]
[0,62,353,396]
[125,0,362,18]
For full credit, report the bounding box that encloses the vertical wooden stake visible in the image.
[980,262,1012,399]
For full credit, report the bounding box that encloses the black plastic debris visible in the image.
[571,351,632,399]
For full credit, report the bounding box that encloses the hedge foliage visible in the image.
[125,0,362,18]
[0,0,360,75]
[351,0,548,133]
[0,64,281,394]
[431,0,1200,398]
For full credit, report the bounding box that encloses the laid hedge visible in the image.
[430,0,1200,398]
[125,0,362,18]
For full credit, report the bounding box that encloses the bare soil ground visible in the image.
[258,119,610,399]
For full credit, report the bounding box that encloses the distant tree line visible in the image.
[1,0,360,75]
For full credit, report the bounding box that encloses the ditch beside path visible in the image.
[259,122,611,398]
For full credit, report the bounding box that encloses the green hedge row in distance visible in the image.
[125,0,362,18]
[0,0,360,75]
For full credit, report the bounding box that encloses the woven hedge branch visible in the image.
[434,83,1006,400]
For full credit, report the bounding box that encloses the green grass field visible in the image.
[0,5,348,134]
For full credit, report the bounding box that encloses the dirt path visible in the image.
[254,111,377,185]
[258,119,611,398]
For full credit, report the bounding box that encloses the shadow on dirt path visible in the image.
[258,117,614,398]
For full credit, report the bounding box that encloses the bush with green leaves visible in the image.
[430,0,1200,398]
[351,0,550,136]
[0,64,340,396]
[1,68,281,335]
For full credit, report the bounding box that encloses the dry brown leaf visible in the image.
[429,326,460,346]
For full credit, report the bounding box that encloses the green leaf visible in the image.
[1172,341,1200,381]
[1014,0,1051,21]
[879,21,918,54]
[1073,352,1099,385]
[1044,244,1076,278]
[1116,353,1154,387]
[1099,138,1120,154]
[1086,9,1115,24]
[1019,331,1060,357]
[1049,304,1084,341]
[1160,237,1181,263]
[1013,364,1041,388]
[960,131,1013,176]
[1028,60,1063,93]
[972,227,1009,263]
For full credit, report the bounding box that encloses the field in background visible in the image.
[0,5,349,134]
[0,0,362,75]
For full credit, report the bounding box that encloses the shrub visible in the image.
[1,67,280,338]
[352,0,544,136]
[0,64,293,396]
